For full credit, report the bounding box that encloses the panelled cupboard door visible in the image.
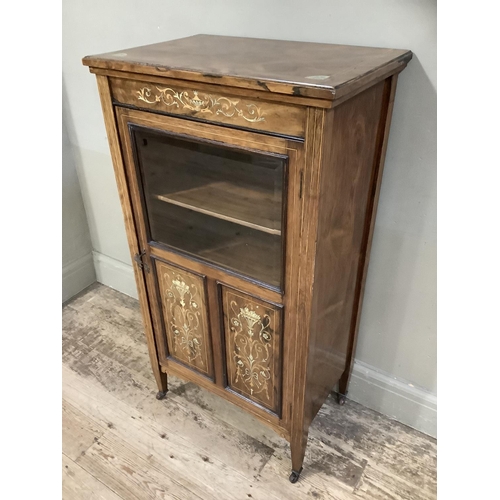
[153,258,214,380]
[114,106,296,416]
[221,285,283,415]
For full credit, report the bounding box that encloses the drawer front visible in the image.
[221,285,283,415]
[154,259,214,379]
[110,77,305,138]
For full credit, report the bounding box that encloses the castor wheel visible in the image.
[337,393,346,405]
[156,391,167,400]
[289,467,303,483]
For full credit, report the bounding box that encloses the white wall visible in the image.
[62,89,95,302]
[62,0,436,435]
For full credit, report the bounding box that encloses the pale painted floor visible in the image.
[62,284,437,500]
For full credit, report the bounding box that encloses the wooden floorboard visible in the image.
[62,284,437,500]
[63,453,123,500]
[63,399,107,461]
[78,434,205,500]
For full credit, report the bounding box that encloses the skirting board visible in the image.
[93,251,437,437]
[62,253,96,303]
[93,251,139,299]
[346,360,437,438]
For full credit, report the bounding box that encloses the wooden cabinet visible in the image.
[83,34,412,482]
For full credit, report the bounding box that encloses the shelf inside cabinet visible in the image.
[149,200,282,287]
[155,181,282,236]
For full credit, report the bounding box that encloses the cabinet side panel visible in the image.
[307,81,386,421]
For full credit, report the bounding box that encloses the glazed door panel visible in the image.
[221,285,283,415]
[130,125,286,289]
[154,259,214,379]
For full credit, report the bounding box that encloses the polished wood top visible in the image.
[83,35,412,101]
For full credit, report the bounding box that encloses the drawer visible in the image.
[109,77,305,138]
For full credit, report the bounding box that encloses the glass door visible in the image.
[129,125,286,289]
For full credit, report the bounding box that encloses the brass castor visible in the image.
[337,393,346,405]
[156,391,167,400]
[289,467,303,483]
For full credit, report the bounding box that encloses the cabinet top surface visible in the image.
[83,34,411,101]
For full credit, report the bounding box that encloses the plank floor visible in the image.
[62,284,437,500]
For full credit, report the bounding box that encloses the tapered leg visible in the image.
[289,429,308,483]
[155,370,168,400]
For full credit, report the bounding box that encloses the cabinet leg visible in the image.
[290,430,308,483]
[154,370,168,400]
[337,373,348,406]
[339,370,349,396]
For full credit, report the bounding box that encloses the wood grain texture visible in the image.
[116,105,292,155]
[63,367,279,500]
[339,75,400,396]
[96,68,328,108]
[110,77,306,137]
[63,400,106,461]
[279,136,306,434]
[62,284,436,500]
[221,286,282,414]
[289,106,327,473]
[77,435,204,500]
[63,454,123,500]
[83,35,412,101]
[307,81,386,421]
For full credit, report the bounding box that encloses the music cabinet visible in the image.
[83,35,411,482]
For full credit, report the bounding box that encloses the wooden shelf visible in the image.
[155,181,282,236]
[149,201,282,287]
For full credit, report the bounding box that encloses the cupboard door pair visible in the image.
[153,259,282,414]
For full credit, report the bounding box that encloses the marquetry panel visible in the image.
[221,286,282,414]
[110,77,306,138]
[155,260,213,379]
